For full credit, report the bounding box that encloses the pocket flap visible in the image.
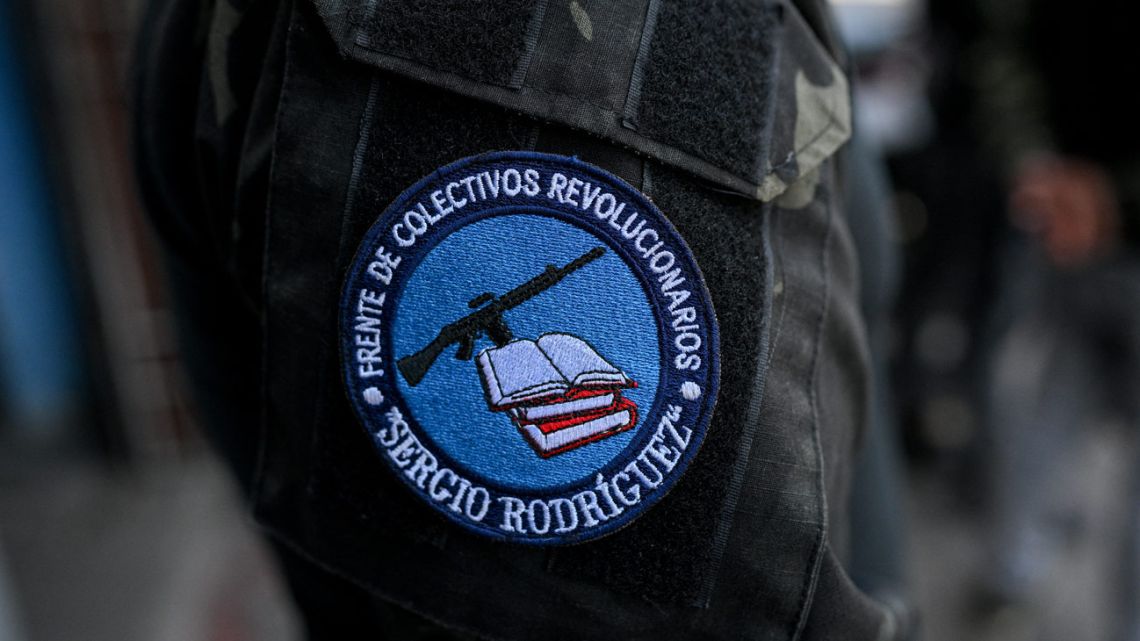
[308,0,850,201]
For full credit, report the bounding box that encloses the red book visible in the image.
[512,390,620,422]
[513,398,638,458]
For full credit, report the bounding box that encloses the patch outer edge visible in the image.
[338,151,720,545]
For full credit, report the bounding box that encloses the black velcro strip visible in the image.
[352,0,541,86]
[547,162,770,606]
[635,0,780,184]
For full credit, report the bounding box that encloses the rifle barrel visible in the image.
[493,246,605,310]
[396,246,606,385]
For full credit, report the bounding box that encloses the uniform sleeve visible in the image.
[138,1,902,639]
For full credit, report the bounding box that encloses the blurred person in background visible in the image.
[970,1,1140,638]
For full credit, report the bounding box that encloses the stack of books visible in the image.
[476,333,638,458]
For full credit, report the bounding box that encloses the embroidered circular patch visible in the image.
[339,151,719,544]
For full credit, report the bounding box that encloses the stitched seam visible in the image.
[621,0,661,130]
[525,123,541,151]
[251,1,299,510]
[790,178,835,641]
[697,201,778,608]
[346,17,849,193]
[505,77,630,114]
[348,45,774,173]
[351,0,382,47]
[342,77,382,225]
[767,211,790,369]
[301,74,385,498]
[350,44,630,115]
[752,7,787,188]
[357,29,841,178]
[771,115,842,173]
[510,0,550,89]
[343,46,779,198]
[770,5,848,176]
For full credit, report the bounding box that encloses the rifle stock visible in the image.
[395,247,604,386]
[397,329,459,386]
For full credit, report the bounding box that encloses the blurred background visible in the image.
[0,0,297,639]
[0,0,1136,639]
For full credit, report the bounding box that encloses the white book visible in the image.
[513,392,616,422]
[477,333,633,409]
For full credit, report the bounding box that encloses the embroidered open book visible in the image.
[477,333,637,457]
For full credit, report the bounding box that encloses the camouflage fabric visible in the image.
[310,0,851,204]
[764,43,851,206]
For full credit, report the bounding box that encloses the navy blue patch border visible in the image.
[339,151,720,544]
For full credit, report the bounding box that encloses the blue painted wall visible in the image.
[0,2,86,433]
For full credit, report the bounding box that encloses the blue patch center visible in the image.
[392,214,660,490]
[339,152,719,545]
